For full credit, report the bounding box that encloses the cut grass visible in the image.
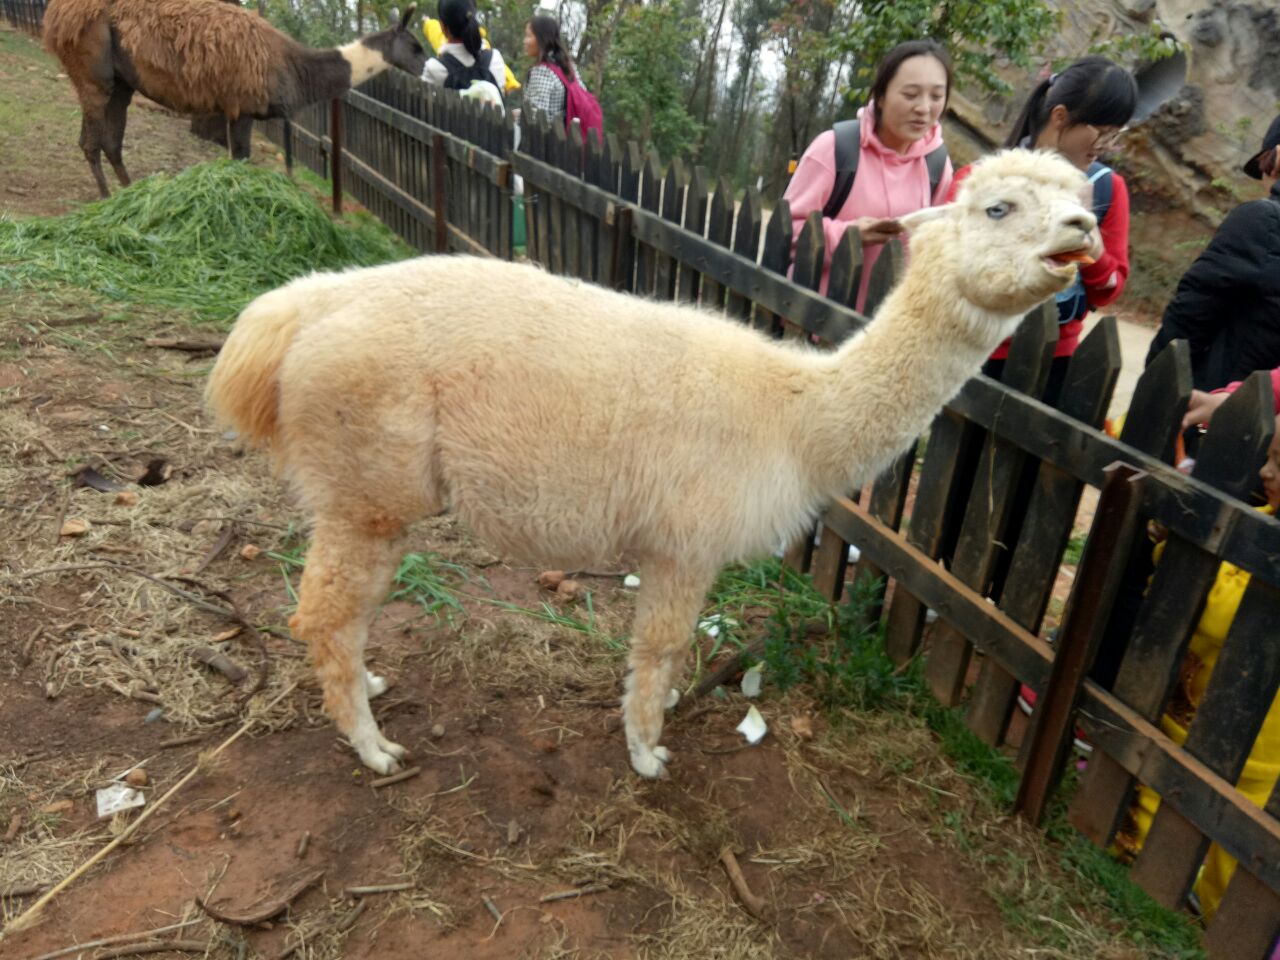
[0,160,411,324]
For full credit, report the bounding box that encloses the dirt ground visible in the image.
[0,24,1195,960]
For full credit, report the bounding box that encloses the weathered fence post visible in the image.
[330,98,343,215]
[1013,462,1145,825]
[431,131,447,253]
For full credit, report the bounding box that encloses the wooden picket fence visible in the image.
[1,0,44,34]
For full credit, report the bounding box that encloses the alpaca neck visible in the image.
[800,237,1023,497]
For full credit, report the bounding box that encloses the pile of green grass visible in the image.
[0,160,410,323]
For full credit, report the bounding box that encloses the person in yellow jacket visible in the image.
[424,15,520,95]
[1117,412,1280,921]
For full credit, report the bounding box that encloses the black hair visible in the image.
[438,0,482,59]
[1004,56,1137,149]
[528,14,574,82]
[868,40,952,113]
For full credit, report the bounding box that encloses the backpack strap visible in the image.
[1086,160,1113,224]
[926,144,949,202]
[822,119,860,219]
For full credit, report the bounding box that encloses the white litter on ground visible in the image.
[96,783,145,819]
[740,664,764,698]
[736,705,768,744]
[623,574,641,589]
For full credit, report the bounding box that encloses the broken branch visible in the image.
[718,848,771,920]
[196,868,324,925]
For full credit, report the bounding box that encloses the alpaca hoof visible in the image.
[630,743,671,779]
[365,670,390,698]
[378,734,409,761]
[352,732,408,774]
[664,688,680,711]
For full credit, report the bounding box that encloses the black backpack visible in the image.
[438,50,501,97]
[820,119,949,218]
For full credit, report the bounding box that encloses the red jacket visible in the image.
[946,161,1130,360]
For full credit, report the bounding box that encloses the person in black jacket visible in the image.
[1146,114,1280,391]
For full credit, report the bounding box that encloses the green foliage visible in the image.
[830,0,1059,101]
[599,0,704,159]
[1087,23,1181,68]
[259,0,359,47]
[0,161,411,325]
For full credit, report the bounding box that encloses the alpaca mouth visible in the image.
[1040,246,1095,277]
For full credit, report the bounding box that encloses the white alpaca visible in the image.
[207,149,1098,778]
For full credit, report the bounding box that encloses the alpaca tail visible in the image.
[206,288,305,449]
[42,0,109,57]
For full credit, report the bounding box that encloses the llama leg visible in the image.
[229,116,254,161]
[289,519,407,774]
[78,112,111,199]
[622,561,711,778]
[102,84,134,188]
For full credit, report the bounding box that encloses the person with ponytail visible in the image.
[522,14,575,123]
[421,0,507,101]
[946,56,1138,400]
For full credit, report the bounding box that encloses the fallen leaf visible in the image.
[537,570,567,590]
[114,490,138,506]
[40,799,73,816]
[239,544,262,560]
[136,458,172,486]
[69,464,123,492]
[789,715,814,740]
[212,627,243,643]
[60,518,90,537]
[555,578,583,600]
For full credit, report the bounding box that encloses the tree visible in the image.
[599,1,703,159]
[830,0,1058,101]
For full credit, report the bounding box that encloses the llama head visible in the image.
[357,5,428,79]
[899,149,1099,320]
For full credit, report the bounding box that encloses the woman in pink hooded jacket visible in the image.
[782,40,953,312]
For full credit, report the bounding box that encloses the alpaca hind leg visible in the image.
[289,519,407,773]
[102,84,134,188]
[622,561,712,778]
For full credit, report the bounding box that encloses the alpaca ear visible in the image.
[897,204,953,233]
[398,4,416,30]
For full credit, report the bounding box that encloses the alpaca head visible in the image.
[899,149,1099,319]
[357,5,428,79]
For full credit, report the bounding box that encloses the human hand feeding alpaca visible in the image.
[206,148,1096,779]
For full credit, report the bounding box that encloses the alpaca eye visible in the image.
[985,202,1012,220]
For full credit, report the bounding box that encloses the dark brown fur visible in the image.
[43,0,424,196]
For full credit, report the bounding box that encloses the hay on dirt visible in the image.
[0,161,410,323]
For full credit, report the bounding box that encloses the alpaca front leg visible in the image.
[622,563,711,778]
[289,521,407,774]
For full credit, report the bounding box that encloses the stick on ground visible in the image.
[196,868,323,925]
[719,848,771,920]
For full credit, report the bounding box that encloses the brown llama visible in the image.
[43,0,427,197]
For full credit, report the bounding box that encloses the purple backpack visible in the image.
[542,63,604,145]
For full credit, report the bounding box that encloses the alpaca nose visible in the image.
[1064,212,1096,234]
